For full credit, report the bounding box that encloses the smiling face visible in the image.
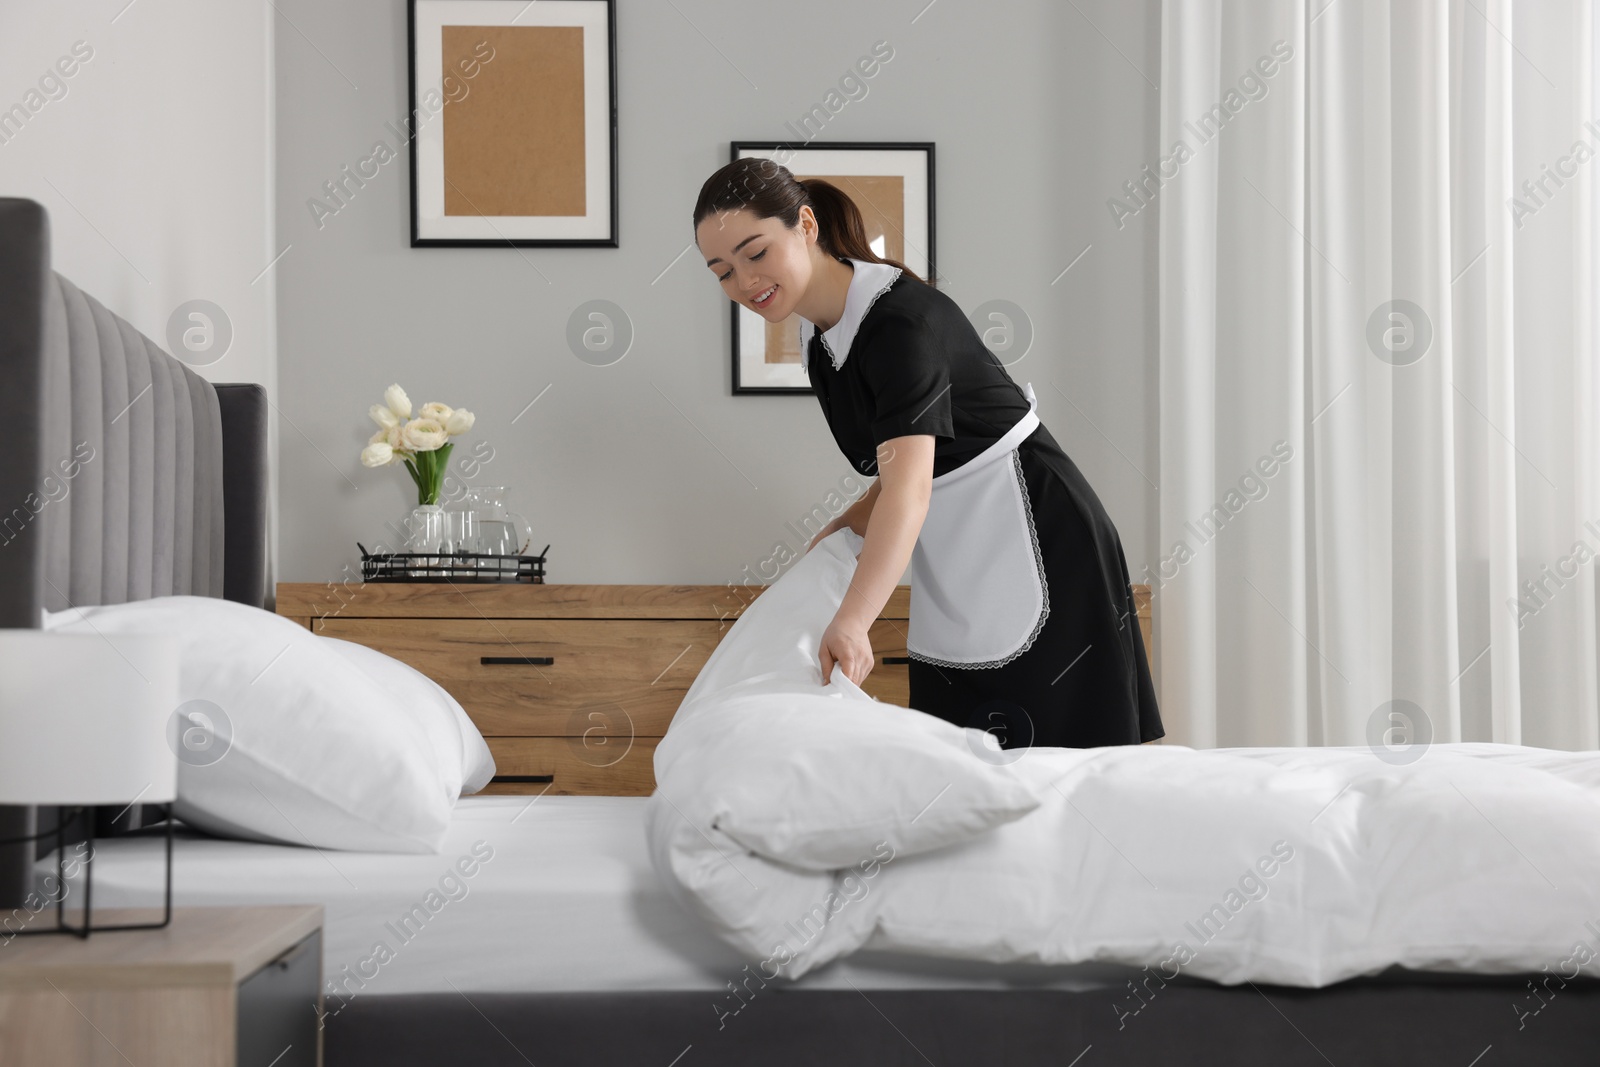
[696,206,819,321]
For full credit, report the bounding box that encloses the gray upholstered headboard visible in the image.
[0,196,268,624]
[0,196,270,901]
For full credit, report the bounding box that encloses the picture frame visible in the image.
[407,0,619,248]
[727,140,935,395]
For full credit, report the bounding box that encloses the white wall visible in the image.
[0,0,279,579]
[266,0,1163,588]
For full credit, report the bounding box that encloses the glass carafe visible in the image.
[464,486,532,557]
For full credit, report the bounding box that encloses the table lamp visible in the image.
[0,630,179,938]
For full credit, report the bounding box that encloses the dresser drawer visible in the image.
[313,618,722,735]
[482,736,660,796]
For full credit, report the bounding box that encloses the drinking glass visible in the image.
[405,505,445,578]
[441,510,478,574]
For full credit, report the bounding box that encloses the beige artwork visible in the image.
[442,25,587,218]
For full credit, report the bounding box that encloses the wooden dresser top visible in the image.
[275,581,1151,625]
[276,582,914,620]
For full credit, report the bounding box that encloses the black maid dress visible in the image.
[798,257,1163,749]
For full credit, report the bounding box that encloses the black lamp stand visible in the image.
[0,803,174,939]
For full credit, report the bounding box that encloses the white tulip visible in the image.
[361,442,395,468]
[401,417,449,452]
[369,403,399,430]
[420,401,454,422]
[384,383,413,420]
[444,408,476,435]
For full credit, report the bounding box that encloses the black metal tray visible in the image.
[357,543,549,583]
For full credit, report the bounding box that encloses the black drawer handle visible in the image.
[493,774,555,784]
[269,933,316,971]
[481,656,555,665]
[881,656,911,665]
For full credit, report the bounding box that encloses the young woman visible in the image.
[693,157,1163,749]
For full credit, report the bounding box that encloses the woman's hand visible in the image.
[819,610,875,687]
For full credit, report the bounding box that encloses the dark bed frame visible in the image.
[4,195,1598,1066]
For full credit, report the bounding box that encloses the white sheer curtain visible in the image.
[1156,0,1599,750]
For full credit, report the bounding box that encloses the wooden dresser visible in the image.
[275,582,1152,797]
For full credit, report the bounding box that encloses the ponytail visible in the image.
[797,178,929,285]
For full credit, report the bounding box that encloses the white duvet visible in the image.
[646,529,1600,988]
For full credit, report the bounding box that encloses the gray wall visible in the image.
[275,0,1160,589]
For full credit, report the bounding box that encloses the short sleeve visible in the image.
[857,310,956,447]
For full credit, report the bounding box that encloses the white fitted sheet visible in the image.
[41,795,1143,995]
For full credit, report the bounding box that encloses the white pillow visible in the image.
[675,526,862,717]
[42,596,473,853]
[654,527,1041,871]
[319,636,495,796]
[659,680,1042,871]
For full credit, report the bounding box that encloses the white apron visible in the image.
[906,382,1050,669]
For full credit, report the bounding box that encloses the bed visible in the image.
[71,793,1600,1066]
[6,194,1600,1066]
[63,796,1600,1066]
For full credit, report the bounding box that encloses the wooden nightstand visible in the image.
[0,904,323,1067]
[274,582,1152,796]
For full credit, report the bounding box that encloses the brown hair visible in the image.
[693,156,932,286]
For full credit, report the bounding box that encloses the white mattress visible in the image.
[44,795,1144,995]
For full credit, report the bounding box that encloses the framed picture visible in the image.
[407,0,618,247]
[728,141,935,395]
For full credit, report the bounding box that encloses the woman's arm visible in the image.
[818,435,934,685]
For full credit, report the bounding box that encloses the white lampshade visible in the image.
[0,630,179,805]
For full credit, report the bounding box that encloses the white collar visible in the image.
[798,258,903,373]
